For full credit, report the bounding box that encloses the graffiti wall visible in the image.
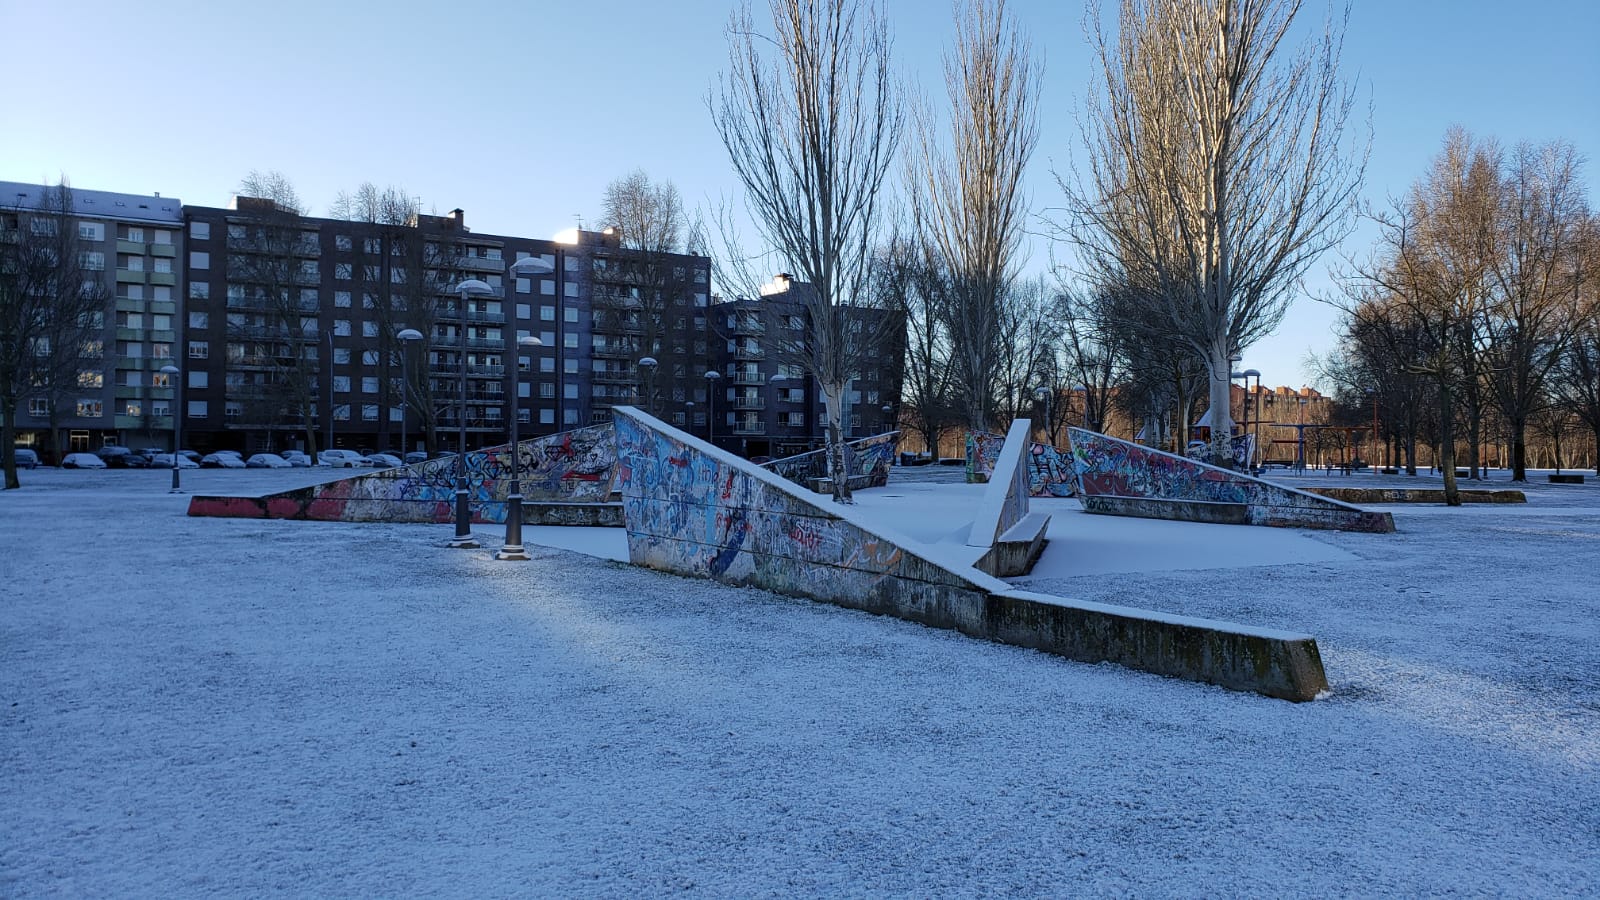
[1185,434,1257,469]
[1069,428,1395,533]
[965,431,1077,498]
[761,431,900,490]
[188,423,618,523]
[613,406,1330,701]
[967,420,1035,549]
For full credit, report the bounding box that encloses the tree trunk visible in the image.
[1207,339,1233,466]
[1509,414,1528,482]
[1440,382,1460,506]
[820,381,852,503]
[2,398,18,490]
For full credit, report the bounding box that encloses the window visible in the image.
[29,218,58,236]
[124,401,142,417]
[153,286,171,302]
[364,237,382,254]
[539,382,555,398]
[189,221,210,240]
[152,343,171,359]
[227,224,246,239]
[153,258,172,274]
[79,251,105,271]
[563,409,579,426]
[390,267,406,284]
[539,305,555,321]
[539,409,555,424]
[516,277,531,294]
[335,263,352,280]
[186,342,207,360]
[362,404,379,421]
[539,357,555,373]
[29,398,49,416]
[189,371,208,389]
[541,280,555,296]
[362,292,378,309]
[335,291,352,307]
[188,400,208,417]
[123,256,144,272]
[563,384,578,400]
[189,281,209,299]
[362,350,379,366]
[190,251,210,269]
[333,404,350,421]
[225,401,242,420]
[563,358,577,374]
[153,229,173,245]
[362,321,378,338]
[389,406,404,422]
[335,235,352,251]
[299,261,318,279]
[564,282,578,298]
[565,307,578,323]
[77,399,103,418]
[333,348,351,364]
[125,227,144,243]
[332,376,350,393]
[122,312,145,330]
[563,333,577,349]
[333,320,351,337]
[152,314,172,331]
[361,377,378,394]
[124,370,143,387]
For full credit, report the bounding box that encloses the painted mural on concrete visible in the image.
[965,431,1077,498]
[760,431,900,491]
[612,406,1330,701]
[1069,428,1395,533]
[1186,433,1257,469]
[188,423,618,523]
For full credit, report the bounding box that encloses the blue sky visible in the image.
[2,0,1596,388]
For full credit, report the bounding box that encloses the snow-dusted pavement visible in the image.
[3,466,1598,896]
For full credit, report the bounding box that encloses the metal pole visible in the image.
[451,287,477,548]
[325,330,334,455]
[497,351,529,561]
[400,351,409,458]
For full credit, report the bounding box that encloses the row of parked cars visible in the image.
[45,445,434,471]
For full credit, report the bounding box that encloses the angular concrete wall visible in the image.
[967,420,1035,548]
[614,406,1329,701]
[1069,428,1395,533]
[966,430,1077,497]
[188,423,617,523]
[761,431,899,491]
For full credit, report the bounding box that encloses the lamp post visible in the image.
[447,278,496,548]
[497,334,544,562]
[1366,387,1379,471]
[769,371,786,455]
[1032,385,1051,444]
[637,356,658,414]
[1297,396,1309,475]
[396,328,423,458]
[704,369,721,448]
[1242,369,1260,471]
[160,364,182,492]
[325,329,335,458]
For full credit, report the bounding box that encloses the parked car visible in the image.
[365,453,403,468]
[200,452,246,469]
[246,453,291,469]
[319,449,369,468]
[150,453,199,469]
[61,452,108,469]
[279,450,312,467]
[12,448,40,469]
[96,446,149,468]
[177,450,203,464]
[403,451,429,465]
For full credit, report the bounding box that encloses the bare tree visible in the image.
[1478,140,1591,481]
[912,0,1041,433]
[876,234,958,456]
[713,0,904,502]
[1551,213,1600,473]
[1,182,111,488]
[1063,0,1365,465]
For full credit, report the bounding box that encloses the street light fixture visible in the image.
[396,328,424,458]
[704,369,721,447]
[160,364,182,493]
[446,278,495,548]
[637,356,658,414]
[497,334,544,562]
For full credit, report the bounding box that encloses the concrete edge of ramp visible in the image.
[614,406,1329,702]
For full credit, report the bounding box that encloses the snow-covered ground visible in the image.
[2,465,1598,895]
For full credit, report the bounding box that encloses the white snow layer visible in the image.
[2,466,1598,896]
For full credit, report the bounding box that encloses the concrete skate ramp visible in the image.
[614,406,1328,701]
[1070,428,1395,533]
[760,431,899,492]
[966,430,1077,497]
[187,423,617,523]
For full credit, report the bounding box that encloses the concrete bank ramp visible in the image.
[614,406,1329,701]
[187,423,618,524]
[1069,428,1395,533]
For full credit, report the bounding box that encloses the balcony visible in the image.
[466,364,505,377]
[150,300,176,316]
[150,243,177,258]
[731,372,765,386]
[465,337,505,350]
[457,255,506,273]
[732,397,765,410]
[592,371,636,384]
[149,329,176,343]
[734,347,764,360]
[149,272,176,287]
[115,298,144,313]
[731,421,767,435]
[116,239,145,255]
[115,327,144,341]
[116,269,146,284]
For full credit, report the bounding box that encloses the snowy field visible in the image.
[3,465,1598,896]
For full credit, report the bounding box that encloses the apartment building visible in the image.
[1,181,185,456]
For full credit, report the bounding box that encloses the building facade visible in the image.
[6,180,905,461]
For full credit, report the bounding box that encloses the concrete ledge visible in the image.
[976,512,1050,577]
[1548,473,1586,484]
[1309,487,1527,504]
[523,501,624,527]
[1084,495,1249,525]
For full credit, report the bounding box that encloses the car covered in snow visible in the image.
[364,453,403,468]
[319,449,369,468]
[200,452,246,469]
[150,453,199,469]
[279,450,312,467]
[245,453,291,469]
[61,452,108,469]
[12,448,40,469]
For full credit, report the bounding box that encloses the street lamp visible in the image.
[704,369,721,447]
[1032,385,1051,444]
[160,364,182,493]
[1242,369,1260,471]
[637,356,658,414]
[769,372,786,453]
[1365,387,1379,472]
[446,278,496,548]
[396,328,424,458]
[497,334,544,562]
